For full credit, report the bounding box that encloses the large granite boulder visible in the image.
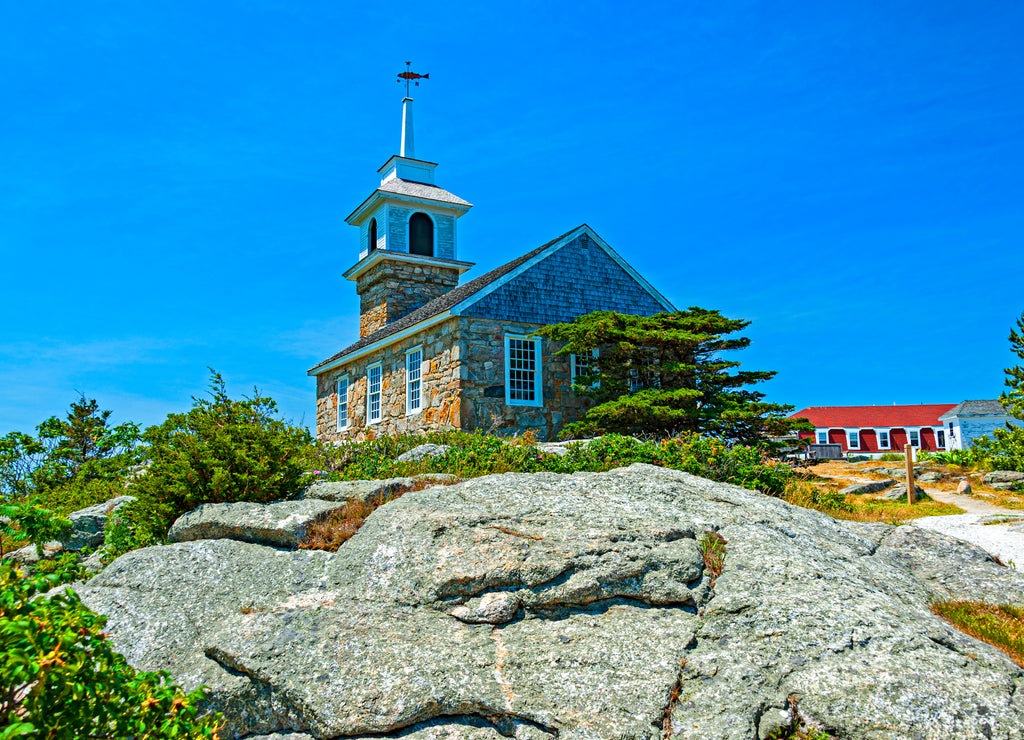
[301,476,418,504]
[168,499,347,549]
[71,465,1024,740]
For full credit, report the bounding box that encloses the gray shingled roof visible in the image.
[939,399,1009,418]
[308,228,576,373]
[377,178,471,207]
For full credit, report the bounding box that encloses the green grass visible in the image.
[931,601,1024,667]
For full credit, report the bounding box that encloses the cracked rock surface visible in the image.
[71,464,1024,739]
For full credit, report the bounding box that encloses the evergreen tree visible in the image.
[32,397,141,491]
[979,312,1024,471]
[536,308,808,444]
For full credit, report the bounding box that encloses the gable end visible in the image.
[458,231,671,324]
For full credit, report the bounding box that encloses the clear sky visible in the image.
[2,0,1023,433]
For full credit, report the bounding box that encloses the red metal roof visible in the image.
[790,404,957,428]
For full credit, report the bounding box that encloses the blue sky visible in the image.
[2,0,1023,432]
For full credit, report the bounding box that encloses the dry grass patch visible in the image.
[931,601,1024,668]
[699,531,727,585]
[783,481,963,523]
[299,478,453,552]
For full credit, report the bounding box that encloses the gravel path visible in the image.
[817,470,1024,570]
[911,513,1024,570]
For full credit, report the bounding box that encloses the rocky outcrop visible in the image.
[985,470,1024,491]
[301,477,418,504]
[71,465,1024,740]
[168,499,347,549]
[397,443,451,462]
[879,482,928,501]
[840,478,896,495]
[5,495,136,566]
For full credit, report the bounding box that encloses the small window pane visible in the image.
[816,430,828,444]
[848,431,860,449]
[936,430,945,448]
[336,377,349,430]
[909,430,920,446]
[878,430,890,449]
[407,349,422,413]
[368,365,382,423]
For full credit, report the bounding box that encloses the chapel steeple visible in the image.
[343,65,474,338]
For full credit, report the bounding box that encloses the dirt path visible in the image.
[818,470,1024,569]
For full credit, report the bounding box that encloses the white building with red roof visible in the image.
[790,404,957,457]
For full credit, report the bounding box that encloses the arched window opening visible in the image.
[409,212,434,257]
[368,218,378,252]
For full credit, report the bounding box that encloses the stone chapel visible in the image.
[308,95,674,442]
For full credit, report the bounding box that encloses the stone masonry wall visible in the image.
[316,317,463,442]
[314,316,594,443]
[456,318,592,441]
[355,260,461,338]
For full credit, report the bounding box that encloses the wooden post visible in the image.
[904,443,915,505]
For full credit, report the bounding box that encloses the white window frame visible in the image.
[504,334,543,407]
[846,429,860,450]
[366,362,382,424]
[908,428,921,447]
[815,429,829,445]
[570,349,598,389]
[935,427,946,449]
[876,428,890,450]
[336,375,349,432]
[405,345,423,415]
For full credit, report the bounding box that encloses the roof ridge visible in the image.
[308,227,584,374]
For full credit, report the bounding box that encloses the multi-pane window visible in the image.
[629,351,661,392]
[406,347,423,414]
[336,375,349,431]
[936,430,946,448]
[908,429,920,447]
[505,335,542,406]
[366,363,382,424]
[570,350,598,390]
[816,430,828,444]
[877,429,890,449]
[847,430,860,450]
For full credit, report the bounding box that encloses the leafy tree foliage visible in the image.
[0,503,70,558]
[535,308,808,443]
[0,562,221,739]
[0,398,140,509]
[974,312,1024,471]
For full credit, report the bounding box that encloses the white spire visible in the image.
[400,97,415,158]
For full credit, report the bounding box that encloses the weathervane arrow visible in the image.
[397,61,429,96]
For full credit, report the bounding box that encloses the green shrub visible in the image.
[32,549,95,586]
[103,499,175,563]
[27,477,128,518]
[132,372,311,534]
[0,503,71,557]
[877,453,905,462]
[303,431,795,497]
[0,562,221,738]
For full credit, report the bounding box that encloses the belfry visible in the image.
[342,65,474,338]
